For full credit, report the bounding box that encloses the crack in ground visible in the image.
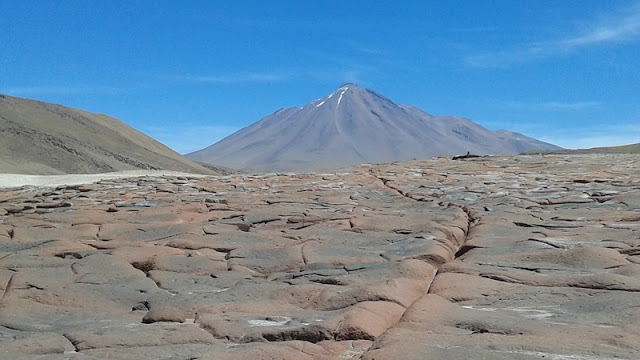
[62,333,81,353]
[0,272,15,301]
[476,273,640,292]
[362,171,480,350]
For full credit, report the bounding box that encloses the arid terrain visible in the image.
[1,154,639,359]
[0,95,212,175]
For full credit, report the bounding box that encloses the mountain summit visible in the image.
[188,84,561,172]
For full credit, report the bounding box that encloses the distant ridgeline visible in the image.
[188,84,562,173]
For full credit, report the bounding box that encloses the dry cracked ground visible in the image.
[1,154,639,359]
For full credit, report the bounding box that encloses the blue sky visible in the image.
[2,1,639,153]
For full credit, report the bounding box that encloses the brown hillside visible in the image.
[0,94,214,175]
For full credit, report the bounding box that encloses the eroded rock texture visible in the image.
[1,154,639,359]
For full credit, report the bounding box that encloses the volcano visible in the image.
[188,84,561,172]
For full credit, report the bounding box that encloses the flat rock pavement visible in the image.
[0,154,638,359]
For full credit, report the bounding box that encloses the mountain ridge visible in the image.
[525,142,640,155]
[188,84,562,172]
[0,94,214,175]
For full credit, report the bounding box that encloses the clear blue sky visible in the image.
[2,1,639,153]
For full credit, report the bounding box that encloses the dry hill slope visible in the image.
[0,94,213,175]
[187,84,562,173]
[562,142,640,154]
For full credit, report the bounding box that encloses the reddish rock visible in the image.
[335,301,406,340]
[142,306,187,323]
[1,154,639,358]
[0,332,74,356]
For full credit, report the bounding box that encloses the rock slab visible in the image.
[1,154,639,359]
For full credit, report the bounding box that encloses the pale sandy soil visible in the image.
[0,170,208,189]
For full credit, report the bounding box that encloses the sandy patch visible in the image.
[0,170,209,189]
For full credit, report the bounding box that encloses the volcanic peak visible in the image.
[186,84,562,172]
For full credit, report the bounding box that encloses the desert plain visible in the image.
[1,154,639,359]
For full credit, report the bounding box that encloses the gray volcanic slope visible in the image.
[188,84,562,172]
[0,94,214,175]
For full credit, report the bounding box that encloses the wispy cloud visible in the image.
[494,100,602,112]
[343,40,388,56]
[177,71,290,84]
[466,48,547,68]
[140,124,240,154]
[172,64,378,88]
[541,101,602,111]
[0,86,123,96]
[298,51,382,86]
[304,68,372,86]
[536,123,640,150]
[467,3,640,68]
[562,5,640,47]
[447,26,500,34]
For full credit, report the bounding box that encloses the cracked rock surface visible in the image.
[1,154,639,359]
